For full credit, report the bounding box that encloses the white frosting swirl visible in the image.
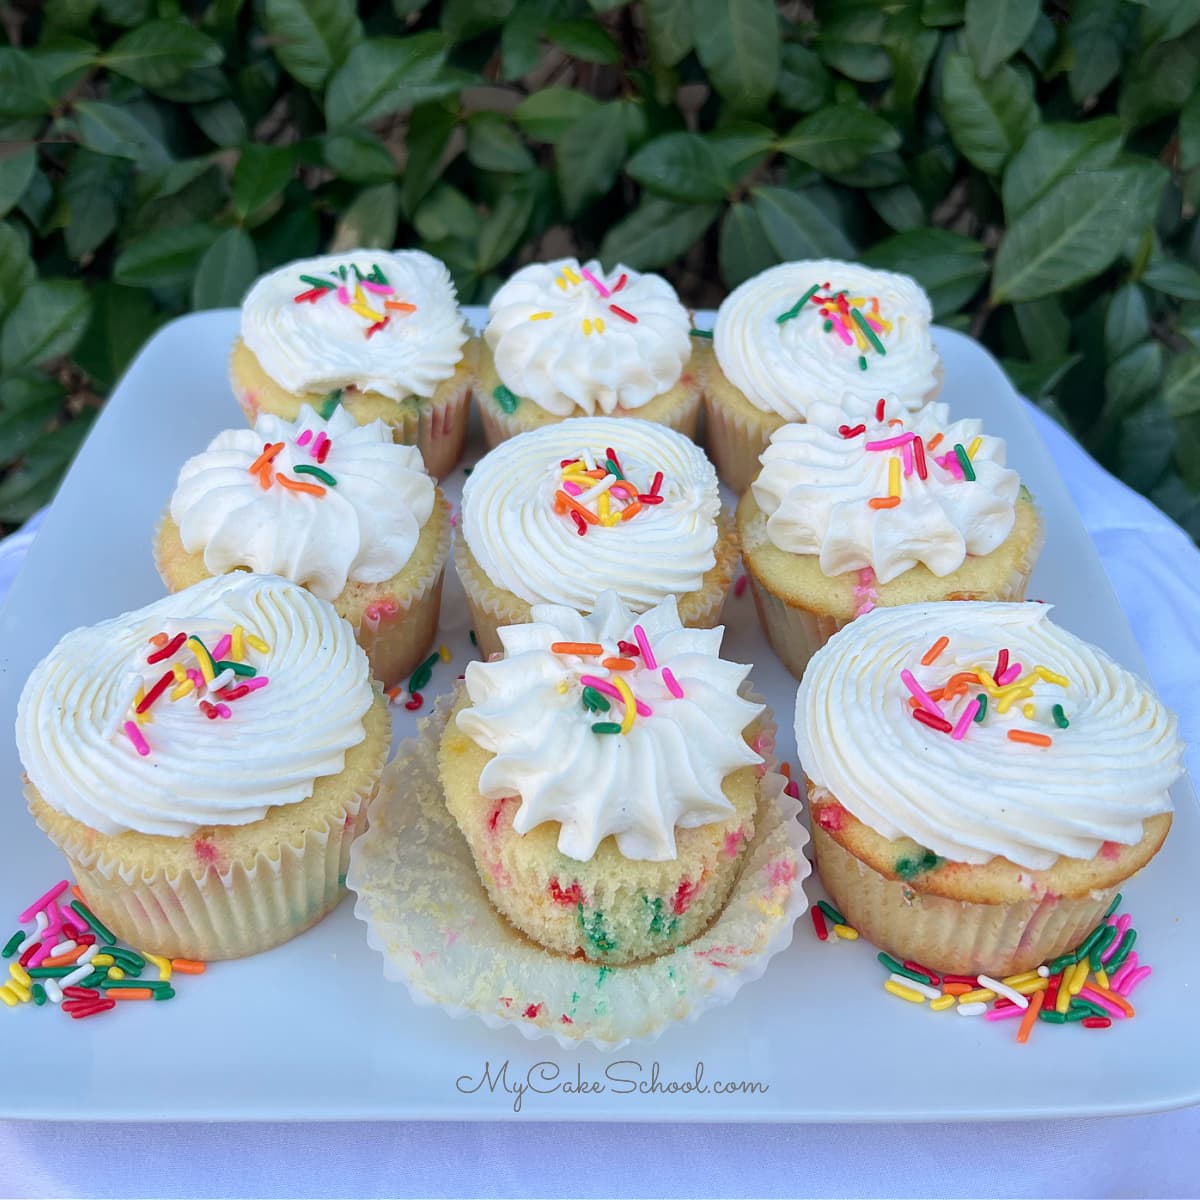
[169,405,436,602]
[457,592,763,861]
[240,250,468,400]
[752,394,1019,582]
[16,574,375,837]
[795,602,1182,869]
[713,260,939,419]
[461,417,721,611]
[484,258,691,415]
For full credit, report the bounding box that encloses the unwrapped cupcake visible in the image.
[456,415,739,660]
[707,260,942,492]
[795,601,1183,976]
[155,404,450,688]
[476,257,700,445]
[16,574,390,960]
[230,249,474,477]
[738,393,1042,679]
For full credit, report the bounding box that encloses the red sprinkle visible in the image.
[875,398,885,422]
[903,960,940,985]
[941,974,980,986]
[734,574,748,597]
[1083,1016,1112,1029]
[570,510,587,536]
[63,986,100,1001]
[147,632,186,664]
[612,274,627,293]
[811,907,829,941]
[404,692,423,711]
[604,447,623,474]
[617,641,641,657]
[912,708,953,734]
[650,470,663,496]
[316,438,331,465]
[608,304,637,323]
[18,942,41,968]
[637,494,664,505]
[135,670,175,714]
[547,878,583,907]
[523,1002,544,1019]
[292,287,325,304]
[838,424,867,439]
[219,685,251,702]
[365,317,389,339]
[66,999,116,1019]
[913,436,928,480]
[199,700,219,720]
[995,648,1009,680]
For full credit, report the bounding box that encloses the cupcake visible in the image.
[16,574,390,961]
[738,393,1043,680]
[707,260,942,492]
[476,257,700,445]
[438,591,781,965]
[796,601,1183,976]
[229,249,474,478]
[456,416,739,660]
[155,404,450,689]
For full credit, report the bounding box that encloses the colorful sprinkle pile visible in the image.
[384,644,452,711]
[777,281,893,371]
[1,879,206,1019]
[536,264,638,335]
[552,445,664,535]
[249,425,339,499]
[901,636,1070,749]
[116,625,271,757]
[292,262,416,339]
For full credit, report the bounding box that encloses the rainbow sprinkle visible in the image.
[293,263,414,340]
[539,265,639,334]
[551,445,664,533]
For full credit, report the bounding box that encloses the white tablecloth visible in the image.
[2,404,1198,1200]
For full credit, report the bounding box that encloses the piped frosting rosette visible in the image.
[484,258,691,416]
[753,394,1020,583]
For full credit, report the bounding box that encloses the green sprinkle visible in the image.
[776,284,819,325]
[298,275,335,290]
[408,653,439,690]
[1104,892,1123,918]
[1046,953,1075,976]
[850,307,886,355]
[1039,1009,1069,1024]
[107,947,145,968]
[469,629,477,646]
[1070,999,1109,1020]
[31,983,46,1006]
[1064,1005,1092,1022]
[823,319,833,332]
[1105,929,1137,971]
[70,900,115,945]
[973,693,988,722]
[818,899,846,926]
[370,263,389,286]
[294,464,337,487]
[876,951,905,974]
[1089,924,1119,969]
[596,965,612,987]
[78,970,108,989]
[581,687,610,713]
[894,849,940,880]
[2,930,23,958]
[578,905,616,954]
[154,986,177,1001]
[591,721,622,734]
[463,466,473,476]
[103,978,171,992]
[493,385,520,414]
[1073,922,1108,963]
[27,966,74,978]
[214,660,256,678]
[858,355,867,370]
[318,389,343,419]
[644,895,677,937]
[338,266,347,279]
[1052,704,1069,729]
[605,457,625,480]
[953,443,976,482]
[689,328,713,338]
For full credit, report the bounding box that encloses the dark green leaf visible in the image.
[1142,259,1200,300]
[1138,0,1200,47]
[441,0,515,43]
[72,283,164,389]
[466,113,536,173]
[598,197,720,270]
[254,203,321,272]
[325,34,454,128]
[514,88,599,142]
[778,105,901,174]
[719,201,777,288]
[63,149,126,260]
[814,5,892,84]
[232,144,297,220]
[965,0,1038,78]
[1105,341,1163,414]
[74,100,171,164]
[938,52,1038,175]
[556,103,627,216]
[42,0,99,36]
[1003,353,1081,401]
[0,375,64,463]
[864,227,989,318]
[0,279,91,371]
[1069,21,1123,102]
[499,0,547,81]
[413,182,480,243]
[1165,349,1200,416]
[0,413,96,524]
[777,43,833,113]
[0,222,36,319]
[1001,118,1123,219]
[1117,399,1175,494]
[98,0,149,26]
[477,184,536,273]
[882,7,939,118]
[753,185,855,261]
[0,148,36,220]
[190,98,248,147]
[545,19,620,64]
[1105,283,1150,360]
[149,65,230,103]
[323,129,397,183]
[17,168,52,233]
[114,223,214,287]
[922,0,965,27]
[400,104,458,217]
[103,20,223,88]
[707,123,776,178]
[192,227,257,309]
[1022,11,1059,74]
[1014,296,1070,361]
[693,0,780,112]
[643,0,693,69]
[626,133,729,202]
[0,50,51,119]
[992,162,1168,303]
[332,183,401,250]
[825,151,907,188]
[1181,92,1200,172]
[1119,30,1200,128]
[263,0,362,89]
[867,184,925,233]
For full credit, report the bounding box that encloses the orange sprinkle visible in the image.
[385,686,403,701]
[110,988,154,1001]
[781,762,791,778]
[1087,984,1135,1018]
[927,433,944,452]
[579,468,608,479]
[170,959,207,974]
[1016,987,1045,1043]
[868,497,901,509]
[941,982,974,996]
[1008,730,1052,747]
[908,687,945,709]
[555,490,600,525]
[620,501,642,522]
[888,418,904,428]
[257,469,272,490]
[40,946,87,968]
[249,441,284,476]
[550,642,603,656]
[921,636,950,666]
[602,657,636,671]
[276,474,326,498]
[943,671,981,697]
[385,300,417,313]
[71,885,84,901]
[149,633,169,648]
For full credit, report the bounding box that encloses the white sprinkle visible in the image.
[60,962,94,989]
[957,1001,987,1017]
[978,974,1029,1009]
[576,474,617,506]
[17,912,48,952]
[582,449,596,471]
[77,944,98,966]
[43,979,63,1004]
[50,939,77,956]
[889,973,940,1001]
[1037,965,1051,977]
[208,668,236,694]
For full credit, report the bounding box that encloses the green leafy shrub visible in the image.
[3,0,1200,536]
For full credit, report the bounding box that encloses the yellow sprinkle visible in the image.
[171,663,186,682]
[1001,970,1042,987]
[90,954,114,967]
[848,296,867,306]
[598,492,610,522]
[1034,666,1069,688]
[529,311,553,321]
[143,951,171,982]
[832,924,859,940]
[612,675,637,735]
[888,457,900,499]
[7,979,30,1003]
[563,267,582,285]
[0,985,17,1007]
[1096,967,1110,990]
[956,988,996,1006]
[231,626,245,661]
[967,436,983,459]
[171,679,195,701]
[875,316,894,332]
[1022,702,1037,720]
[556,680,569,694]
[884,979,925,1004]
[246,635,270,654]
[1013,978,1050,995]
[438,644,451,662]
[595,317,605,333]
[350,302,385,323]
[931,994,957,1012]
[995,686,1035,715]
[188,638,215,683]
[354,282,365,306]
[1067,959,1090,996]
[555,277,567,290]
[1055,975,1073,1013]
[107,966,125,981]
[133,687,150,725]
[9,964,30,987]
[582,318,593,336]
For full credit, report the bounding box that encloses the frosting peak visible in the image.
[240,250,468,401]
[457,592,763,861]
[485,258,691,415]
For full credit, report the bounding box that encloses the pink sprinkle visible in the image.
[187,669,204,688]
[579,266,610,297]
[43,900,64,939]
[1079,985,1126,1019]
[123,721,150,757]
[1118,965,1151,996]
[734,574,748,598]
[951,698,980,741]
[827,313,854,345]
[997,662,1022,686]
[1110,954,1139,991]
[243,676,269,692]
[866,316,885,333]
[610,482,636,499]
[662,667,684,699]
[854,567,876,616]
[864,433,915,451]
[336,284,350,305]
[311,432,328,460]
[900,669,944,719]
[985,1004,1024,1021]
[633,624,657,670]
[1101,914,1132,962]
[579,675,650,716]
[937,453,963,479]
[211,635,232,661]
[27,940,53,968]
[901,442,914,477]
[296,429,313,448]
[361,280,393,294]
[563,481,582,496]
[17,880,69,925]
[215,703,232,719]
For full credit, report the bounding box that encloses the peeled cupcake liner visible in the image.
[453,510,739,663]
[25,742,385,961]
[347,692,811,1051]
[811,823,1120,977]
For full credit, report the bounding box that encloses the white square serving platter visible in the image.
[0,309,1197,1123]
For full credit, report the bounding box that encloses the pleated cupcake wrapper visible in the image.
[27,769,379,962]
[747,539,1039,683]
[454,512,737,664]
[348,692,810,1051]
[812,823,1120,977]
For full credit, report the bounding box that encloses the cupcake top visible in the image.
[713,260,939,420]
[484,257,691,416]
[240,249,468,401]
[168,404,436,602]
[16,574,374,837]
[461,416,721,611]
[794,602,1183,870]
[456,592,763,861]
[751,394,1020,582]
